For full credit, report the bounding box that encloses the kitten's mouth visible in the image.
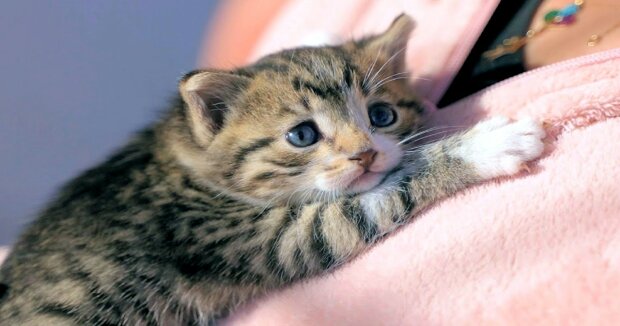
[345,164,403,194]
[346,171,386,193]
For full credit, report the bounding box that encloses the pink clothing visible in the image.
[223,0,620,324]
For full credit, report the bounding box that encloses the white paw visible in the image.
[454,116,546,179]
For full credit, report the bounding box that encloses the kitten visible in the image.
[0,14,545,325]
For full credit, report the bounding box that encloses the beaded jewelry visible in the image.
[483,0,585,60]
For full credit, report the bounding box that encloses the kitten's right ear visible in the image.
[358,14,415,76]
[179,69,250,146]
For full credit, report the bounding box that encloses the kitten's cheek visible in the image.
[315,171,357,192]
[314,177,338,192]
[314,172,332,191]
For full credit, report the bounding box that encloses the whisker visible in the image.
[362,44,383,90]
[372,71,410,87]
[397,126,465,145]
[366,46,407,90]
[370,76,410,93]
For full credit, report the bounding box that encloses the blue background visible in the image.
[0,1,219,244]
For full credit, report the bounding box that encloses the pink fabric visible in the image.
[223,49,620,325]
[223,0,620,324]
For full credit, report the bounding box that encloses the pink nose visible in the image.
[349,149,377,170]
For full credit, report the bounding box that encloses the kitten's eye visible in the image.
[286,121,320,147]
[368,102,397,127]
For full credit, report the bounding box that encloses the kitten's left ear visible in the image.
[179,70,250,146]
[359,13,415,74]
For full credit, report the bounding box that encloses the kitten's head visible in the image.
[174,14,423,205]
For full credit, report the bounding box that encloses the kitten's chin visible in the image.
[345,171,386,194]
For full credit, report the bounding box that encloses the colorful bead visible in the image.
[543,1,582,26]
[544,10,561,23]
[560,3,579,16]
[558,14,576,24]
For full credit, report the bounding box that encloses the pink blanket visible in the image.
[219,0,620,323]
[221,49,620,325]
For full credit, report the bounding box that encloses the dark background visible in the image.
[0,1,219,245]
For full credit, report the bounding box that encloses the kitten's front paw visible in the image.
[455,116,546,179]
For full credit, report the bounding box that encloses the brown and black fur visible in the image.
[0,15,528,325]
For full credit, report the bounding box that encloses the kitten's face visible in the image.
[178,15,422,205]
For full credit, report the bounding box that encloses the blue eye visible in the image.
[368,102,397,127]
[286,121,320,147]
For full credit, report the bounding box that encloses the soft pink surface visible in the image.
[226,1,620,322]
[222,50,620,325]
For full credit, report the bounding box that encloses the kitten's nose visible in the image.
[349,149,377,170]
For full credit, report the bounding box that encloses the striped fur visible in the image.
[0,14,545,325]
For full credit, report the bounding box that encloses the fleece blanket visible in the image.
[219,49,620,325]
[214,0,620,324]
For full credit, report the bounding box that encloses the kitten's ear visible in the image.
[359,13,415,74]
[179,69,250,146]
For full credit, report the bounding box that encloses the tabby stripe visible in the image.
[292,77,341,101]
[183,177,237,204]
[360,79,371,96]
[188,216,207,228]
[278,105,297,115]
[68,265,124,323]
[211,205,256,215]
[286,52,317,74]
[254,171,276,181]
[250,208,272,221]
[396,99,425,114]
[300,96,311,111]
[225,138,275,178]
[344,198,378,243]
[335,48,356,89]
[0,283,8,300]
[249,60,290,74]
[171,200,210,212]
[232,66,259,78]
[181,210,241,224]
[227,253,264,283]
[266,158,308,168]
[311,205,337,269]
[342,64,353,88]
[116,287,158,326]
[37,303,79,318]
[89,289,124,323]
[292,248,307,278]
[253,169,303,181]
[266,209,298,280]
[181,175,210,193]
[191,220,245,235]
[233,138,275,167]
[398,176,416,220]
[177,227,254,279]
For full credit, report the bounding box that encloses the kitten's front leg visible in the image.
[450,116,546,179]
[268,117,545,281]
[363,116,546,230]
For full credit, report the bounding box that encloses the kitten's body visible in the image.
[0,15,545,325]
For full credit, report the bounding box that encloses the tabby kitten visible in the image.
[0,14,545,325]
